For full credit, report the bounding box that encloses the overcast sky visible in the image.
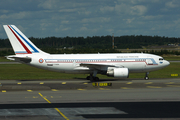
[0,0,180,38]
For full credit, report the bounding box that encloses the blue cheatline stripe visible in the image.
[15,51,37,54]
[10,25,39,53]
[44,58,158,65]
[15,51,27,53]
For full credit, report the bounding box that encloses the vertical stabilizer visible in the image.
[3,25,47,55]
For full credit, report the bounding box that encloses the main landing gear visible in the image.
[86,70,99,81]
[86,75,99,81]
[144,72,149,80]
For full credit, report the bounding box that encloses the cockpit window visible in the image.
[159,58,164,60]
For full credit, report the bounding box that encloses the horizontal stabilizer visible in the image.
[6,55,31,63]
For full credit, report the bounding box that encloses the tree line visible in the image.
[0,35,180,49]
[0,35,180,57]
[0,49,180,57]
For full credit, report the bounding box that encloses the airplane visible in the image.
[3,25,170,81]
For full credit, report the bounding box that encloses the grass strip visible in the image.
[0,63,179,80]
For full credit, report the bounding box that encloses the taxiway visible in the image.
[0,79,180,120]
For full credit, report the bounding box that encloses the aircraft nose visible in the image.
[164,60,170,66]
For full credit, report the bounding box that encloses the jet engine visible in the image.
[107,68,129,78]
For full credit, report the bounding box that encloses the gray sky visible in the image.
[0,0,180,38]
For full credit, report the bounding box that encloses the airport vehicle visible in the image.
[3,25,170,81]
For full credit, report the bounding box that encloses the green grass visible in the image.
[0,63,179,80]
[129,62,180,79]
[0,57,12,62]
[163,56,180,61]
[0,64,79,80]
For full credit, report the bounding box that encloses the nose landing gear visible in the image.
[144,72,149,80]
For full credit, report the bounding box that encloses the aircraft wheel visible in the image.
[86,76,90,80]
[94,77,99,81]
[144,72,149,80]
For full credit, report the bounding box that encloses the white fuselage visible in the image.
[23,53,170,74]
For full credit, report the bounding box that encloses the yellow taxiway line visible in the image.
[38,93,69,120]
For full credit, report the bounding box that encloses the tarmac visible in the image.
[0,78,180,120]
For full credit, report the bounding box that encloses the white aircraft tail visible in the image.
[3,25,47,55]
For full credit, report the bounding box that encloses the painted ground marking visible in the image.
[38,93,69,120]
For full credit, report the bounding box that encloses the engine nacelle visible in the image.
[107,68,129,78]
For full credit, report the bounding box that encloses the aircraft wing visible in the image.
[6,55,31,63]
[80,63,124,70]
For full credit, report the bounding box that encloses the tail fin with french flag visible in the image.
[3,25,47,55]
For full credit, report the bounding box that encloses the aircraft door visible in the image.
[146,59,153,65]
[144,55,153,71]
[46,56,54,69]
